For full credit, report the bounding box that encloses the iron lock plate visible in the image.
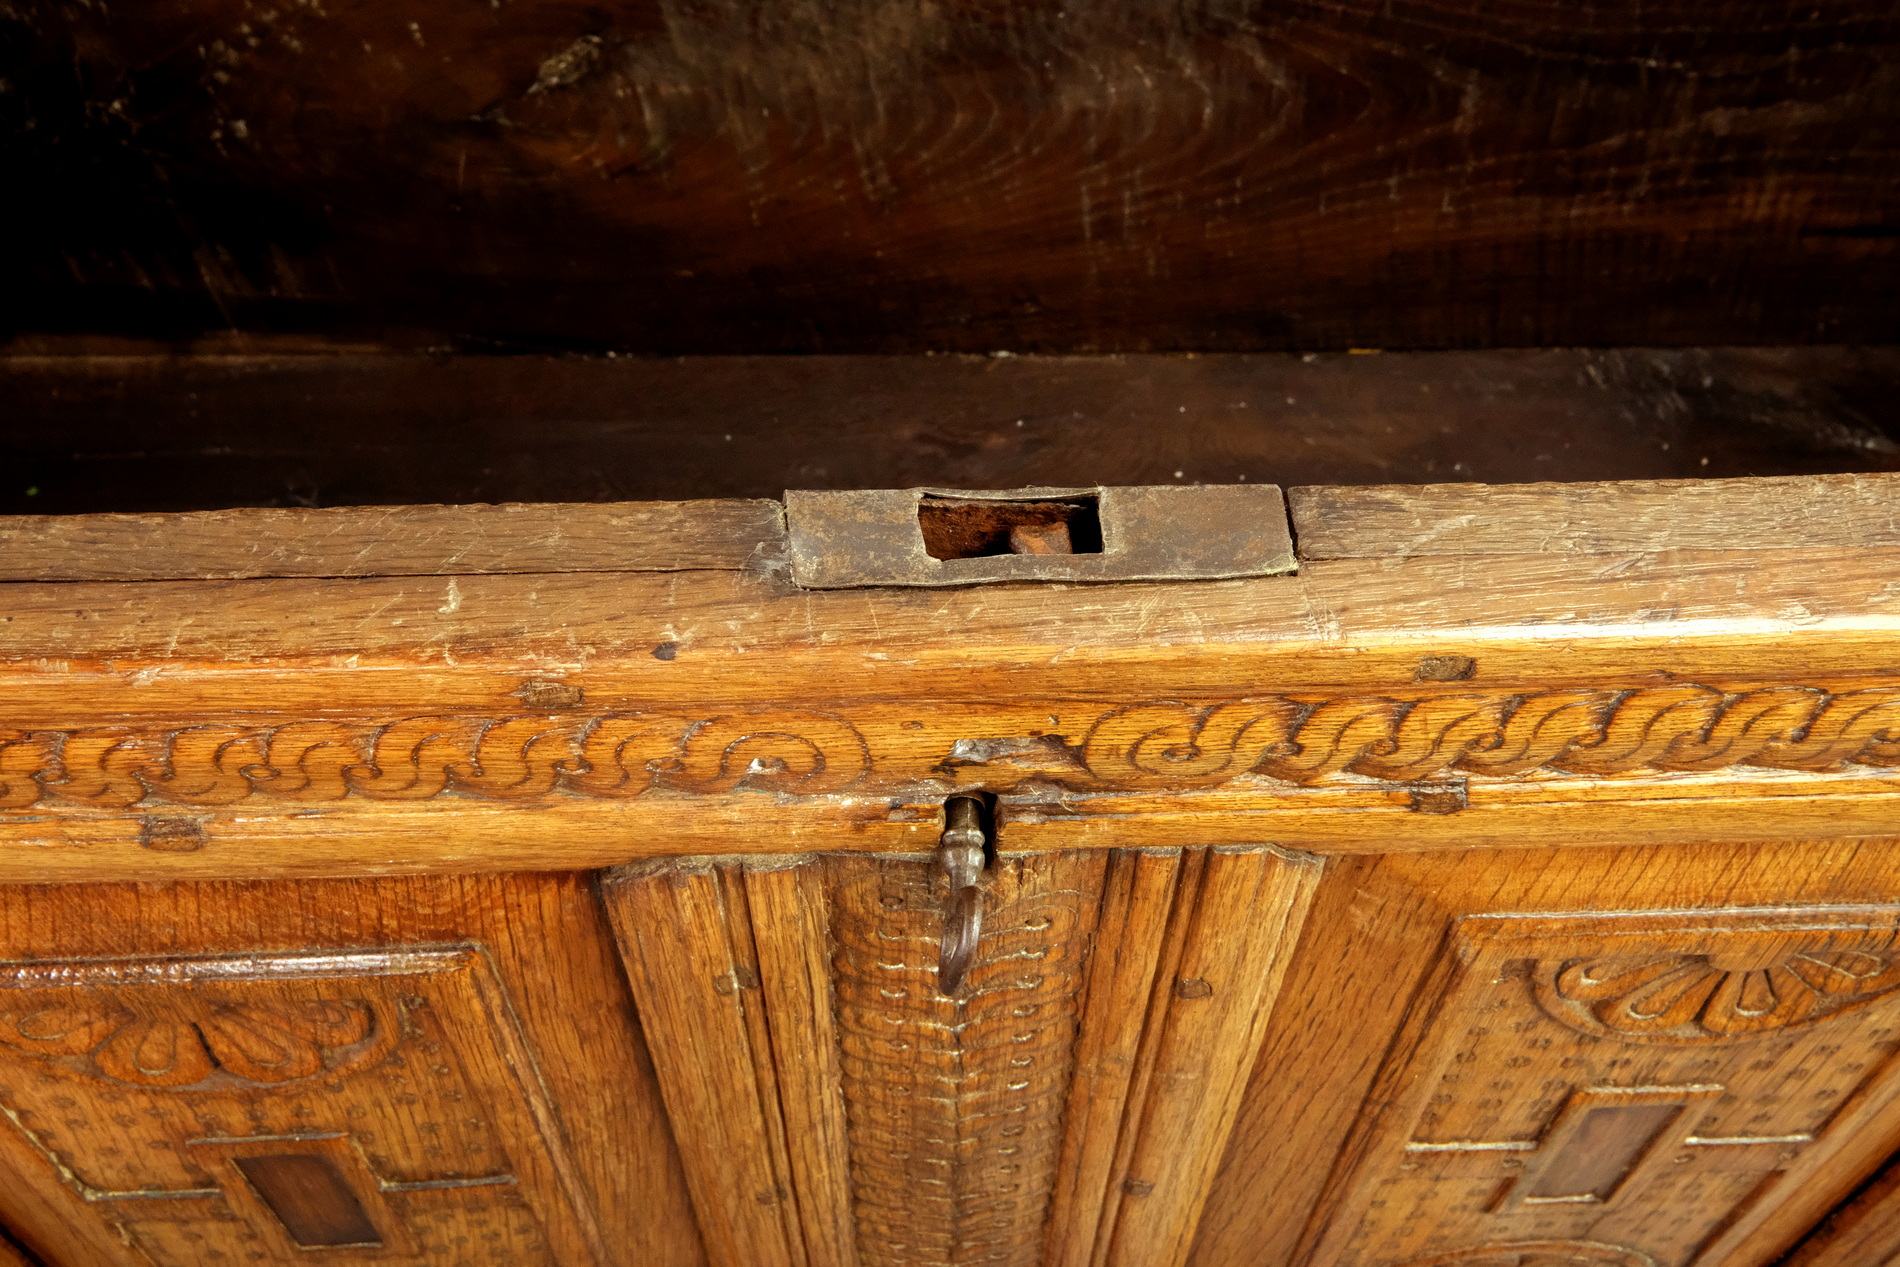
[783,484,1295,588]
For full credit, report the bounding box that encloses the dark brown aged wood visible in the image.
[1291,474,1900,560]
[2,350,1897,517]
[10,2,1900,351]
[0,501,784,582]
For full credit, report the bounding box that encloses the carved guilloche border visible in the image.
[0,684,1893,811]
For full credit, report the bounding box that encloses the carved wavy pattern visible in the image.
[1400,1242,1659,1267]
[1080,685,1900,787]
[0,997,381,1089]
[0,709,871,809]
[832,862,1090,1267]
[0,685,1891,812]
[1535,949,1900,1045]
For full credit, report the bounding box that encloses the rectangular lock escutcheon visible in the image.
[784,485,1295,588]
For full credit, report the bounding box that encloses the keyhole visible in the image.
[918,496,1103,559]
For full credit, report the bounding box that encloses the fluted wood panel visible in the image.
[602,846,1321,1266]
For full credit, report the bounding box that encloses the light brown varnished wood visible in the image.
[0,501,784,582]
[827,852,1107,1267]
[0,771,1892,885]
[1,549,1896,694]
[1289,474,1900,559]
[1188,837,1900,1267]
[600,861,831,1267]
[0,875,704,1267]
[1098,847,1322,1267]
[742,864,861,1267]
[604,846,1318,1266]
[1778,1149,1900,1267]
[1047,849,1186,1267]
[0,514,1893,878]
[0,480,1892,1265]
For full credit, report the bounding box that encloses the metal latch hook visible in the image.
[937,796,989,993]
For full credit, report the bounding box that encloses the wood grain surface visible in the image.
[1187,836,1900,1267]
[0,501,784,582]
[0,517,1893,878]
[600,863,830,1267]
[10,465,1891,583]
[1081,847,1322,1267]
[0,548,1896,703]
[1291,474,1900,559]
[603,847,1317,1267]
[8,2,1899,351]
[0,874,704,1267]
[1778,1148,1900,1267]
[3,350,1896,515]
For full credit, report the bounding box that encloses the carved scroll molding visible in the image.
[0,709,871,810]
[1074,685,1900,787]
[600,846,1321,1267]
[0,684,1895,813]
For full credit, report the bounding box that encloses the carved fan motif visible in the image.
[1400,1242,1658,1267]
[1535,949,1900,1044]
[0,997,379,1088]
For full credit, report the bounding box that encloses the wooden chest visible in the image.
[0,473,1893,1267]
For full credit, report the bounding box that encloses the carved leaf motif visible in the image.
[0,1003,130,1055]
[47,732,155,808]
[1082,701,1304,786]
[95,1017,216,1087]
[1537,949,1900,1044]
[1657,687,1825,771]
[1756,690,1900,770]
[0,997,378,1088]
[1540,687,1725,775]
[347,716,488,799]
[265,997,377,1046]
[1344,695,1513,782]
[196,1006,325,1082]
[1258,697,1409,783]
[1453,692,1615,777]
[448,717,587,798]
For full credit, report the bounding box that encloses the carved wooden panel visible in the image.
[0,946,611,1265]
[0,684,1895,814]
[1303,906,1900,1267]
[602,845,1321,1267]
[829,852,1097,1267]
